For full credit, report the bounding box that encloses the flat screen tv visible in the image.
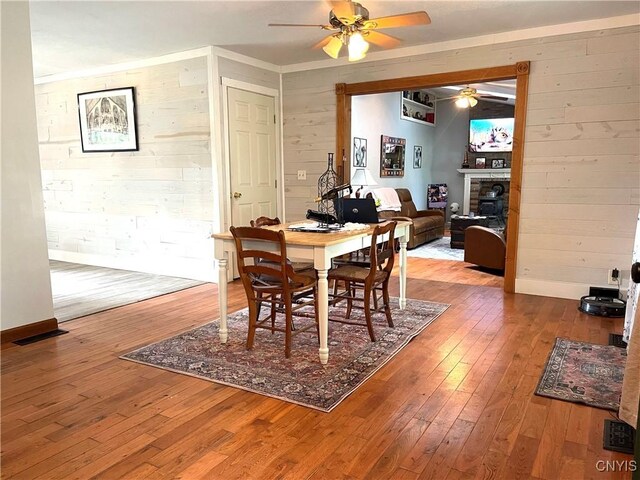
[469,118,514,153]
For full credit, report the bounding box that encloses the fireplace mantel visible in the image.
[457,168,511,215]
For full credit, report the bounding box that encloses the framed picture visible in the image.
[77,87,138,152]
[491,158,505,169]
[475,157,486,169]
[413,145,422,168]
[353,137,367,167]
[380,135,406,177]
[427,183,448,209]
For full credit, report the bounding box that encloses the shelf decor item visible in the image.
[380,135,406,177]
[77,87,138,152]
[317,152,347,225]
[491,158,506,169]
[475,157,486,169]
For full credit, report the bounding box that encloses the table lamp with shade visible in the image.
[351,168,378,198]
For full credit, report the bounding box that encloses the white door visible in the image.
[227,87,278,227]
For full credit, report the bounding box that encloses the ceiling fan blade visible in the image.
[363,11,431,30]
[312,35,334,50]
[363,30,401,49]
[268,23,331,28]
[329,0,357,21]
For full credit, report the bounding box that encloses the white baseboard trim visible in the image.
[49,250,217,283]
[514,278,632,301]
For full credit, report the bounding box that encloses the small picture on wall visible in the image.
[475,157,486,169]
[413,145,422,169]
[77,87,138,152]
[353,137,367,167]
[491,158,505,169]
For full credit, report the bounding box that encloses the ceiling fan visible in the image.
[438,87,513,108]
[268,0,431,62]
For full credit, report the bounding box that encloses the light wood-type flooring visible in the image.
[2,258,631,479]
[50,260,205,322]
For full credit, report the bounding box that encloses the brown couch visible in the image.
[377,188,445,249]
[463,226,506,271]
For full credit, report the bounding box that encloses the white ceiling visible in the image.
[29,1,640,78]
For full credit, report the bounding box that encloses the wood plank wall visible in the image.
[282,26,640,299]
[35,57,214,281]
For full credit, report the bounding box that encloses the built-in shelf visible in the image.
[401,90,436,126]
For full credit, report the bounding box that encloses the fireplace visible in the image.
[472,180,509,223]
[456,168,511,217]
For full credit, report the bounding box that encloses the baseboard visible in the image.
[48,250,216,283]
[1,318,59,344]
[515,278,628,301]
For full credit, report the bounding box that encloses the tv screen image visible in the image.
[469,118,514,153]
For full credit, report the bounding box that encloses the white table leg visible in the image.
[317,269,329,364]
[218,256,229,343]
[399,239,407,309]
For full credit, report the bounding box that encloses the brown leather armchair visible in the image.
[377,188,444,249]
[464,226,506,271]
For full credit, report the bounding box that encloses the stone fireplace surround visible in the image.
[456,168,511,217]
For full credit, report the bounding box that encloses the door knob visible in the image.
[233,192,242,199]
[632,262,640,284]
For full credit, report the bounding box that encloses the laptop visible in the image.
[340,198,385,224]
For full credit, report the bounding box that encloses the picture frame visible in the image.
[491,158,505,169]
[380,135,406,177]
[475,157,486,169]
[413,145,422,169]
[353,137,367,167]
[77,87,138,152]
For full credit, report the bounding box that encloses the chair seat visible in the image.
[328,264,387,284]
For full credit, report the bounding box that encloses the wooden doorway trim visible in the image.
[335,61,530,293]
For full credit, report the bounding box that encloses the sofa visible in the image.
[463,226,506,271]
[377,188,445,249]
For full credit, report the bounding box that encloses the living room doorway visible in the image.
[348,79,515,289]
[334,62,530,294]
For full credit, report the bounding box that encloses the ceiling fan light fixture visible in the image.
[455,96,470,108]
[323,35,343,59]
[469,96,478,107]
[347,31,369,61]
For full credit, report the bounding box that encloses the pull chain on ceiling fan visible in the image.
[268,0,431,62]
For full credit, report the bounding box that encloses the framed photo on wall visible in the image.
[380,135,406,177]
[77,87,138,152]
[353,137,367,167]
[413,145,422,168]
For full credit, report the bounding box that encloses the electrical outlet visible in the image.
[297,170,306,180]
[608,268,619,285]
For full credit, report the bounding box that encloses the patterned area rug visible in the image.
[406,237,464,261]
[122,298,449,412]
[535,338,627,411]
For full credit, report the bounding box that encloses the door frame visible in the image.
[221,78,284,232]
[334,61,530,293]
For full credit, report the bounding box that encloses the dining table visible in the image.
[212,220,411,364]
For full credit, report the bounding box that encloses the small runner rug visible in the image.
[121,298,448,412]
[535,338,627,411]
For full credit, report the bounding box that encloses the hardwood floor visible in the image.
[1,258,631,479]
[50,260,204,322]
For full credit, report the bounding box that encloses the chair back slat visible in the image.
[230,226,310,297]
[368,222,396,280]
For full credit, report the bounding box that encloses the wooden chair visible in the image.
[230,226,319,358]
[328,221,396,341]
[250,216,314,272]
[250,216,281,227]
